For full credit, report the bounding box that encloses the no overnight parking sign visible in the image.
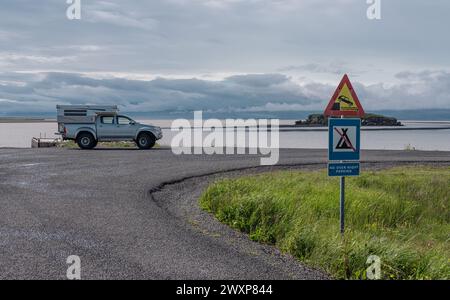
[328,118,361,161]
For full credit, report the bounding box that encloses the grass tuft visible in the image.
[199,166,450,279]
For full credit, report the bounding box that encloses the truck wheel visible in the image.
[137,132,155,149]
[76,132,96,150]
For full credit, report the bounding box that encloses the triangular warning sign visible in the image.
[324,74,365,117]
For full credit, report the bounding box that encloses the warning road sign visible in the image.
[324,74,365,117]
[329,118,361,161]
[325,75,364,234]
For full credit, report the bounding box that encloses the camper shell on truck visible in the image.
[56,105,162,149]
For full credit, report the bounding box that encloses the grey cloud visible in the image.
[225,74,289,87]
[0,53,76,66]
[0,1,449,114]
[87,9,159,31]
[355,71,450,110]
[1,71,449,115]
[1,0,450,76]
[0,72,317,113]
[394,70,446,82]
[279,63,352,75]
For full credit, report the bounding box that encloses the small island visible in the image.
[295,113,403,127]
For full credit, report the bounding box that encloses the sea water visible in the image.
[0,120,449,151]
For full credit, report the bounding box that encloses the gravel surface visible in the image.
[0,147,449,279]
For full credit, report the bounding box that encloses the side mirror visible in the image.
[130,121,136,125]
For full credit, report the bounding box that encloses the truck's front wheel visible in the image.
[76,132,96,150]
[136,132,156,149]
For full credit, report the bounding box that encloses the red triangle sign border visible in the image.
[324,74,365,117]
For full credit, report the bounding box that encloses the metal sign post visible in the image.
[340,113,345,236]
[340,176,345,234]
[340,114,345,235]
[339,116,345,235]
[324,74,364,235]
[328,118,360,234]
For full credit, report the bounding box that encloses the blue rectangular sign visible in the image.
[328,118,361,161]
[328,162,360,177]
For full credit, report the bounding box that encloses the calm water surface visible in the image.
[1,120,449,151]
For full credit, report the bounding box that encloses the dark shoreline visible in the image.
[0,118,56,123]
[276,126,450,132]
[1,118,450,132]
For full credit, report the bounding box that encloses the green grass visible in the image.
[199,166,450,279]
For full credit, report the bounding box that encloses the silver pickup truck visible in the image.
[57,105,162,149]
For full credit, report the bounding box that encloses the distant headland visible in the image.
[295,113,403,127]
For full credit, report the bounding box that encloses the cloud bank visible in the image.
[0,1,449,115]
[1,71,449,115]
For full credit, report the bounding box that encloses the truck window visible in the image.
[101,116,115,124]
[117,116,132,125]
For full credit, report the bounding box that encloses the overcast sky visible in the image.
[0,0,449,115]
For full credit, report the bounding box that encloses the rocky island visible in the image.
[295,113,403,127]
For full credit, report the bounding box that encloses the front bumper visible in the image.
[155,130,163,140]
[153,126,163,140]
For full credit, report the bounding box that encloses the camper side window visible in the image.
[101,116,115,124]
